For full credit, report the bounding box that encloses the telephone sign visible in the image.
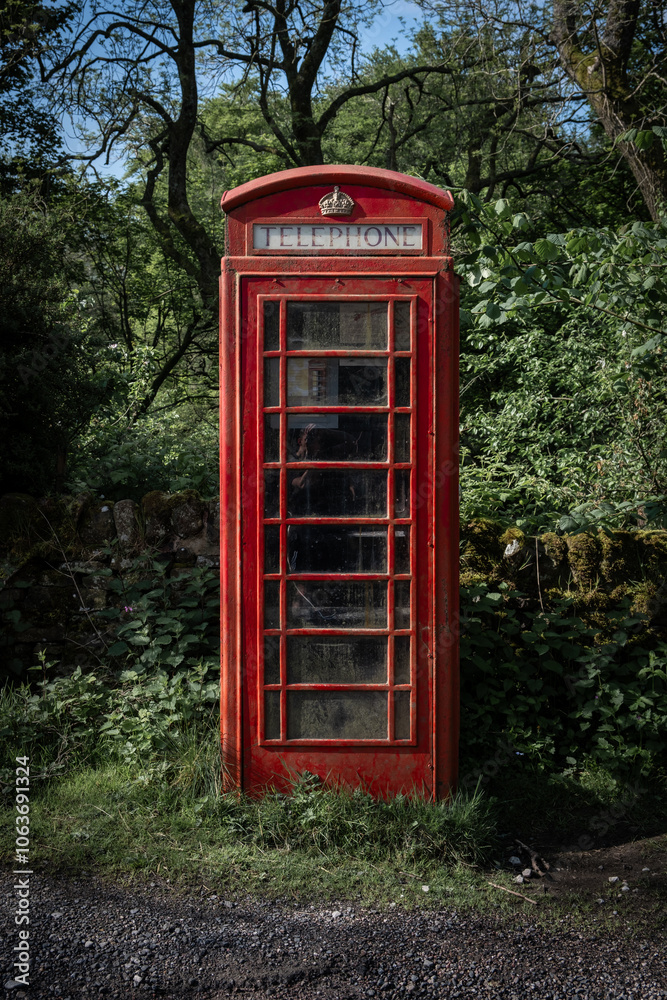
[220,166,459,799]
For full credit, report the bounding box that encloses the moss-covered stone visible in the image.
[142,491,172,544]
[78,501,116,545]
[566,533,602,587]
[599,531,643,588]
[113,499,143,551]
[0,494,41,558]
[636,531,667,582]
[461,518,504,575]
[141,489,204,545]
[171,494,204,538]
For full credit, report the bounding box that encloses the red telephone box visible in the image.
[220,166,459,799]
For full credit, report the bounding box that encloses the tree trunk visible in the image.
[551,0,667,220]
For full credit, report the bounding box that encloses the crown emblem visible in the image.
[318,186,354,217]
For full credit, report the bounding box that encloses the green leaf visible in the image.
[107,641,130,656]
[534,238,560,262]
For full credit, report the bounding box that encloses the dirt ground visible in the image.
[492,833,667,927]
[2,836,666,999]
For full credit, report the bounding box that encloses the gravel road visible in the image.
[2,872,666,999]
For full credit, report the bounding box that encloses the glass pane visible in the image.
[394,636,410,684]
[264,636,281,685]
[287,581,387,628]
[287,358,387,406]
[264,524,280,573]
[395,358,410,407]
[395,470,410,517]
[265,691,281,740]
[395,526,410,574]
[395,301,411,351]
[264,581,280,628]
[287,636,387,683]
[395,414,410,463]
[264,469,280,517]
[394,691,410,740]
[287,301,387,349]
[264,357,280,406]
[264,301,280,350]
[395,580,411,629]
[264,415,280,462]
[287,691,388,740]
[287,414,387,462]
[288,469,386,517]
[287,524,387,573]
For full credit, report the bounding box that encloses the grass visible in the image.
[2,721,665,921]
[0,728,497,908]
[1,666,666,925]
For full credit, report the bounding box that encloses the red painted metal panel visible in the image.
[220,169,458,800]
[221,165,454,214]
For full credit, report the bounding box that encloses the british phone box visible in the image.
[220,166,459,798]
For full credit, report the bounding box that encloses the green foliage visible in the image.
[460,584,667,773]
[68,391,218,500]
[99,560,219,671]
[0,658,219,778]
[0,186,115,494]
[456,192,667,528]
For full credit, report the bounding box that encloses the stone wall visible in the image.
[460,518,667,623]
[0,491,219,676]
[1,495,666,678]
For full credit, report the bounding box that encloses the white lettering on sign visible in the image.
[253,223,423,252]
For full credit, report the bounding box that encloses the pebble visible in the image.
[508,856,522,866]
[609,876,620,883]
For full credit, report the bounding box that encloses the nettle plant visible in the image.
[100,558,219,672]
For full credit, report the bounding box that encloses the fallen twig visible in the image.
[515,838,552,877]
[487,881,538,905]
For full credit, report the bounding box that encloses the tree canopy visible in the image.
[0,0,664,527]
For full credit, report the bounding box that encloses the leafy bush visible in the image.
[460,584,667,773]
[0,659,219,783]
[100,561,219,672]
[456,193,667,530]
[67,390,218,501]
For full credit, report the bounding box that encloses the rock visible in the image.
[508,856,521,866]
[171,495,204,538]
[142,492,172,545]
[421,885,429,892]
[79,502,116,545]
[522,868,532,879]
[513,875,524,884]
[113,499,142,550]
[332,910,342,919]
[608,876,619,883]
[174,546,197,566]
